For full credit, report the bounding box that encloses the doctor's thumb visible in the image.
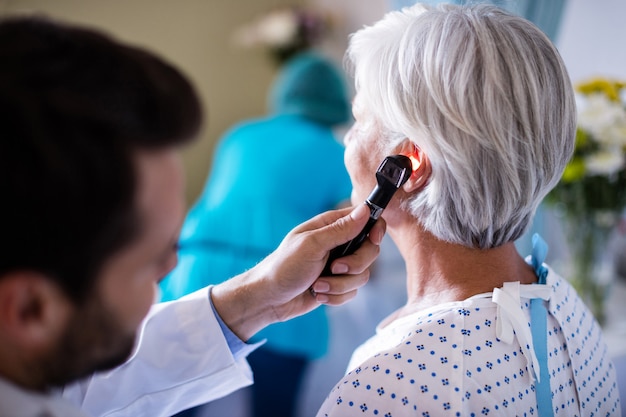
[331,203,385,246]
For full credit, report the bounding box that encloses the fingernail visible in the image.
[313,281,330,293]
[331,263,349,274]
[372,228,384,245]
[316,294,329,303]
[350,203,369,221]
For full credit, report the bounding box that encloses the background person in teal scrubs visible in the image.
[161,52,353,417]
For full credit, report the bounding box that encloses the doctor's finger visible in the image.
[323,236,382,277]
[313,268,370,297]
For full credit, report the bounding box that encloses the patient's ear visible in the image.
[0,272,71,348]
[398,140,431,193]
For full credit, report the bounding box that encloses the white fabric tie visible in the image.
[492,281,552,382]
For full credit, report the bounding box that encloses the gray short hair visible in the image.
[346,3,576,248]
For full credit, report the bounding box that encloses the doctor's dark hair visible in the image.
[0,16,202,302]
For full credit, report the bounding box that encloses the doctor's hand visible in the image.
[211,204,384,341]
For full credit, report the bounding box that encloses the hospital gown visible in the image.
[317,267,620,416]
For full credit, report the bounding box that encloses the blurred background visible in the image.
[1,1,624,416]
[0,0,387,207]
[0,0,620,208]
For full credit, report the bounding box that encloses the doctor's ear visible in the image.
[400,142,431,193]
[0,272,71,348]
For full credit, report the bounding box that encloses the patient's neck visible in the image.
[386,226,537,322]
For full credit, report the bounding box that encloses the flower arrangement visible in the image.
[547,77,626,324]
[552,78,626,209]
[232,6,333,65]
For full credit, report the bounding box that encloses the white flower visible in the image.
[256,10,298,47]
[232,10,298,48]
[584,148,625,176]
[577,93,626,146]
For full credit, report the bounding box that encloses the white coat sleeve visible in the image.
[60,287,254,417]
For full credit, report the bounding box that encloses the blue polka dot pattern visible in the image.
[316,269,620,416]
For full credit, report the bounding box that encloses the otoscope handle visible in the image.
[320,202,380,276]
[318,154,412,278]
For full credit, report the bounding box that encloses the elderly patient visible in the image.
[317,3,620,416]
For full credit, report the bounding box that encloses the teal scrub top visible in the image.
[160,114,352,359]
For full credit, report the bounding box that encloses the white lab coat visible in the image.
[60,287,254,417]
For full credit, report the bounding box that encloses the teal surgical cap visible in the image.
[269,52,351,127]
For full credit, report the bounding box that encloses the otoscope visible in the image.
[320,154,414,276]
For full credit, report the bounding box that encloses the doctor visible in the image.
[0,16,382,417]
